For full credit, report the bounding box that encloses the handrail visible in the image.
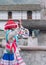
[19,46,46,51]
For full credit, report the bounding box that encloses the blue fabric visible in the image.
[6,30,11,42]
[2,53,14,61]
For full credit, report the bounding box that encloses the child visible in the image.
[0,19,26,65]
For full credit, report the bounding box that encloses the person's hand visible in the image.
[18,47,21,51]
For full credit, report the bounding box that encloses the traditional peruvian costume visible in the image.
[0,19,26,65]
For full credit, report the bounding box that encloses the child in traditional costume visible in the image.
[0,19,26,65]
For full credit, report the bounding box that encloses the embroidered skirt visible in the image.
[0,48,26,65]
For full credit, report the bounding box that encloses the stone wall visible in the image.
[38,32,46,46]
[20,51,46,65]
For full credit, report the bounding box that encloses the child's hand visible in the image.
[18,47,21,51]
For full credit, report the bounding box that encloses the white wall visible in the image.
[0,11,27,20]
[0,11,41,29]
[0,11,8,20]
[0,11,7,30]
[21,11,27,19]
[0,11,27,29]
[12,11,27,20]
[32,11,41,20]
[12,11,21,19]
[0,22,6,30]
[0,11,41,20]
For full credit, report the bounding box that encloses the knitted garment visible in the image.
[4,19,17,30]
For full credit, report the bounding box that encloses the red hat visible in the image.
[4,19,17,30]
